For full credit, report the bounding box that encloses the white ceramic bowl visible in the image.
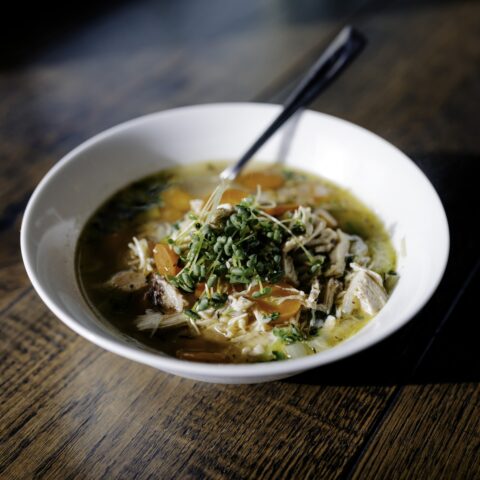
[21,103,449,383]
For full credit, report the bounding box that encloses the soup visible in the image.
[77,162,397,363]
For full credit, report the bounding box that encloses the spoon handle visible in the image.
[220,26,366,181]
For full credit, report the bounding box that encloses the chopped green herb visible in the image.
[272,350,287,360]
[291,224,306,235]
[169,203,285,292]
[273,325,305,344]
[263,311,280,323]
[194,292,228,312]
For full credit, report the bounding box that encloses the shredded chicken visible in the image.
[306,278,321,309]
[315,208,338,228]
[136,310,188,331]
[326,230,350,277]
[312,228,338,252]
[107,270,147,292]
[317,278,342,314]
[136,310,200,335]
[128,236,154,274]
[229,296,254,312]
[283,254,298,285]
[341,263,388,315]
[210,294,253,338]
[149,274,187,312]
[349,235,370,266]
[283,207,328,253]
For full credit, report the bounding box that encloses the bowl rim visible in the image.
[20,102,450,378]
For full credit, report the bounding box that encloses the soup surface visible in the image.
[77,161,397,363]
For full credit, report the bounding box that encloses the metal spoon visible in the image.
[220,25,366,182]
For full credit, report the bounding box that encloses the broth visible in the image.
[77,161,396,362]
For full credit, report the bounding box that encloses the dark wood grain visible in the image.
[1,0,479,478]
[0,292,395,479]
[350,265,480,479]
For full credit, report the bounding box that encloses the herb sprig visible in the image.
[169,200,285,292]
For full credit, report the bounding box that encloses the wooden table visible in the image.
[1,1,479,478]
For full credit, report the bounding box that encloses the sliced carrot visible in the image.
[219,188,250,205]
[153,243,180,276]
[249,283,302,323]
[257,298,302,323]
[194,282,206,298]
[238,171,285,190]
[262,203,299,216]
[162,187,192,212]
[249,283,295,296]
